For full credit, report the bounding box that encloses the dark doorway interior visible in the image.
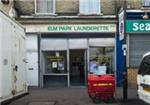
[70,49,85,86]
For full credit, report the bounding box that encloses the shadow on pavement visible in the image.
[118,99,149,105]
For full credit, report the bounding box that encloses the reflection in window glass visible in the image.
[89,47,114,75]
[43,51,67,73]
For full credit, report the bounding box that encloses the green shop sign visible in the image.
[47,24,116,33]
[126,20,150,33]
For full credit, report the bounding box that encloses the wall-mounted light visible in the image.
[143,9,149,19]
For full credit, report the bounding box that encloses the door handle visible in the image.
[13,65,18,71]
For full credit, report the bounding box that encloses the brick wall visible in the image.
[14,0,115,15]
[101,0,116,15]
[14,0,143,16]
[128,68,138,88]
[56,0,79,14]
[127,0,142,9]
[14,0,34,15]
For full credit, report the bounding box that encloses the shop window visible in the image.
[143,0,150,7]
[35,0,55,14]
[43,51,67,74]
[79,0,101,15]
[89,47,114,75]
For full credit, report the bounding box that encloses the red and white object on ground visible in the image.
[88,74,115,103]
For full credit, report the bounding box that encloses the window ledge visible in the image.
[127,9,150,13]
[141,7,150,11]
[34,13,57,16]
[78,13,103,16]
[20,14,116,19]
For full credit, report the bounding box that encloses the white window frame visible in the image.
[143,0,150,7]
[35,0,56,15]
[79,0,101,15]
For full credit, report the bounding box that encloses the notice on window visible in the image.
[96,66,106,75]
[52,62,57,68]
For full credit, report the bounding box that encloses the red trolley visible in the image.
[88,74,115,103]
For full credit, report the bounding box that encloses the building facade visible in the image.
[118,0,150,87]
[126,10,150,87]
[12,0,146,88]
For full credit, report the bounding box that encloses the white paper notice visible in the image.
[94,66,106,75]
[52,62,57,68]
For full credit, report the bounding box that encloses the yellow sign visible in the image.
[47,56,64,61]
[93,83,113,86]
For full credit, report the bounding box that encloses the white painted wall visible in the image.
[26,35,38,50]
[0,11,27,103]
[0,14,2,98]
[26,35,38,87]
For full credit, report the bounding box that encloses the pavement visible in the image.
[8,87,149,105]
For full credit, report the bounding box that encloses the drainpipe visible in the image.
[123,0,128,101]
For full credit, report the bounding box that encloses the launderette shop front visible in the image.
[25,24,117,88]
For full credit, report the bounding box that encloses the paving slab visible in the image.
[28,101,55,105]
[8,87,150,105]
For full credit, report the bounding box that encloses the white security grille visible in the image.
[129,34,150,67]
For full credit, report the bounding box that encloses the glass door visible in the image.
[69,49,86,86]
[68,39,88,87]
